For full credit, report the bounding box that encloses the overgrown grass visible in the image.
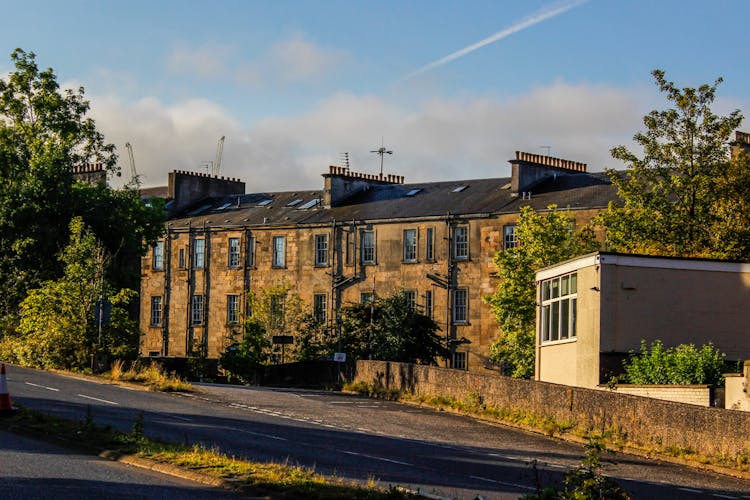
[1,406,412,499]
[109,359,193,392]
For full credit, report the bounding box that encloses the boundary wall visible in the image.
[353,360,750,458]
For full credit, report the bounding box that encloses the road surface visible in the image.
[5,364,750,499]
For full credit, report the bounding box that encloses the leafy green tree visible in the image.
[339,291,447,365]
[292,313,332,362]
[709,149,750,260]
[595,70,744,258]
[622,340,726,385]
[0,49,164,322]
[485,205,599,378]
[2,218,138,370]
[219,321,270,384]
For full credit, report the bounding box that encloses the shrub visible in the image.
[623,340,726,385]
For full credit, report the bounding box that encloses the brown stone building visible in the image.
[140,152,617,371]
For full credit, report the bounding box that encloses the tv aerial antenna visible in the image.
[370,139,393,179]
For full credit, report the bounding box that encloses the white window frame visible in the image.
[454,226,468,260]
[152,241,164,270]
[272,236,286,268]
[453,288,468,323]
[315,234,328,266]
[541,272,578,343]
[504,224,518,250]
[191,295,204,325]
[228,237,241,268]
[361,230,375,264]
[150,296,162,326]
[403,290,417,311]
[403,229,417,263]
[226,294,240,324]
[193,239,205,269]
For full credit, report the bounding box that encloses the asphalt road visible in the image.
[5,364,750,499]
[0,429,237,499]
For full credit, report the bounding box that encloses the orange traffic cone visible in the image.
[0,363,16,414]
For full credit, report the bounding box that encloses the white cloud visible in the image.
[267,33,346,83]
[89,81,649,193]
[166,42,235,79]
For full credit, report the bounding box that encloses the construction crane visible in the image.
[125,142,140,187]
[213,136,225,176]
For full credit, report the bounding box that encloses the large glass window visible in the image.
[191,295,204,325]
[313,293,327,324]
[504,225,518,250]
[226,295,240,324]
[361,231,375,264]
[454,226,468,259]
[152,241,164,270]
[541,272,578,342]
[272,236,286,268]
[403,290,416,311]
[315,234,328,266]
[228,238,241,268]
[150,296,162,326]
[193,239,205,269]
[453,288,468,323]
[403,229,417,263]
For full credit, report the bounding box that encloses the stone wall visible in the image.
[353,360,750,458]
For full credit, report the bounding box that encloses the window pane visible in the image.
[228,238,240,268]
[551,301,559,341]
[454,226,468,258]
[426,228,434,260]
[571,297,577,337]
[542,281,550,301]
[560,298,569,339]
[570,273,577,294]
[273,236,286,267]
[551,278,559,299]
[315,234,328,266]
[246,237,254,267]
[561,275,569,296]
[403,229,417,262]
[193,239,205,268]
[361,231,374,263]
[541,304,550,341]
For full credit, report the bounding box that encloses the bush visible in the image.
[623,340,726,385]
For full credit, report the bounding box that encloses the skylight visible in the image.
[297,198,321,210]
[452,185,468,193]
[214,202,233,211]
[256,199,273,206]
[187,204,212,216]
[286,198,303,207]
[406,188,421,196]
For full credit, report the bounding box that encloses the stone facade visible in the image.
[140,154,616,371]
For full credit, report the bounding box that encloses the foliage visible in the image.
[522,437,629,500]
[595,69,744,258]
[0,49,164,324]
[339,291,447,364]
[110,359,193,392]
[622,340,726,385]
[485,205,599,378]
[291,312,333,362]
[219,321,270,384]
[709,150,750,260]
[1,218,139,370]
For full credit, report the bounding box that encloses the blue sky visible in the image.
[2,0,749,190]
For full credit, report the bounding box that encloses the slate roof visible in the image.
[167,171,620,228]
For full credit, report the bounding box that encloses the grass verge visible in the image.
[0,406,412,499]
[108,359,193,392]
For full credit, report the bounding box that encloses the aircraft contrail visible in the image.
[404,0,588,80]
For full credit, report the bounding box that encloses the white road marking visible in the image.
[342,450,412,466]
[25,382,59,392]
[712,495,737,499]
[329,401,357,404]
[153,412,193,422]
[77,394,118,405]
[237,429,287,441]
[470,475,534,491]
[679,488,702,493]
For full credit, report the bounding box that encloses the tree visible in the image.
[219,321,270,384]
[1,218,139,370]
[485,205,599,378]
[0,49,164,322]
[339,291,447,365]
[622,340,726,386]
[595,70,744,258]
